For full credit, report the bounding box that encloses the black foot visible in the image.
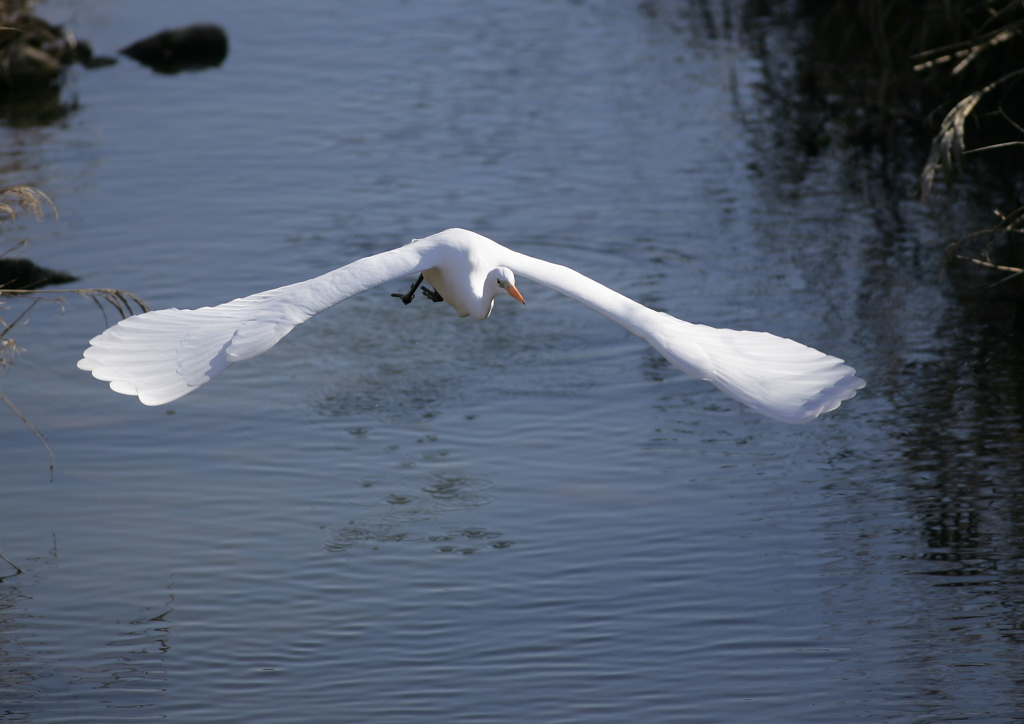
[422,286,444,303]
[391,274,424,305]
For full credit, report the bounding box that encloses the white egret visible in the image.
[78,228,864,422]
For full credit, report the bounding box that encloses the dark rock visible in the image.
[0,15,70,93]
[120,23,228,74]
[0,42,61,89]
[0,14,110,125]
[0,258,77,290]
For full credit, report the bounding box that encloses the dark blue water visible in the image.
[3,1,1024,722]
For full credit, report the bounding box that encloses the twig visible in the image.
[0,238,29,258]
[0,387,54,480]
[943,205,1024,267]
[989,269,1024,288]
[997,104,1024,137]
[956,255,1024,288]
[963,140,1024,154]
[0,288,146,478]
[0,296,40,342]
[957,255,1023,273]
[912,23,1024,74]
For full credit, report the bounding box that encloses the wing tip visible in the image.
[779,370,866,424]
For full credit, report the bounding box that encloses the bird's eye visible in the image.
[497,279,506,288]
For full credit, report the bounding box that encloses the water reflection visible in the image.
[898,295,1024,560]
[6,0,1024,719]
[0,547,50,705]
[0,537,176,716]
[738,0,1024,713]
[0,87,75,127]
[327,471,509,554]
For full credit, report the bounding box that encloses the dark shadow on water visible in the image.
[896,295,1024,557]
[0,87,75,128]
[725,0,1024,710]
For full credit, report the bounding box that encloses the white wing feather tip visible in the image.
[652,320,865,424]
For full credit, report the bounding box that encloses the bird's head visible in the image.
[492,267,526,305]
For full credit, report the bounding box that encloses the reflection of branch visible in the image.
[0,548,22,578]
[0,387,52,477]
[0,288,147,475]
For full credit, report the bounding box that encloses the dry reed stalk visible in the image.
[919,67,1024,200]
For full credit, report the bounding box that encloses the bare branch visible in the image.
[957,255,1023,273]
[963,140,1024,154]
[0,239,29,259]
[0,296,40,342]
[912,21,1024,73]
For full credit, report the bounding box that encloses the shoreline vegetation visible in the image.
[746,0,1024,294]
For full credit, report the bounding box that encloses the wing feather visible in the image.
[502,249,864,424]
[79,245,431,405]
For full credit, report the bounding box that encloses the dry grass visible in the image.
[901,1,1024,288]
[0,184,53,222]
[919,68,1024,200]
[918,90,984,200]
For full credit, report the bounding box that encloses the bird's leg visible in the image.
[421,286,444,302]
[391,274,424,305]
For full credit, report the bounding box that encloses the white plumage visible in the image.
[79,228,864,422]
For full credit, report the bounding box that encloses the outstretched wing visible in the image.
[502,248,864,424]
[79,245,431,405]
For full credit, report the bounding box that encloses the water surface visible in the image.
[2,1,1024,722]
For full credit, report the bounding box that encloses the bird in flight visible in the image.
[79,228,864,423]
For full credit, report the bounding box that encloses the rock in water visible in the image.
[120,23,228,73]
[0,258,77,290]
[0,43,62,90]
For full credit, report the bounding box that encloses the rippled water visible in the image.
[3,1,1024,722]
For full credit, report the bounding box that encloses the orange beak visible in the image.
[507,283,526,305]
